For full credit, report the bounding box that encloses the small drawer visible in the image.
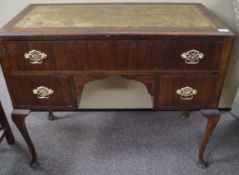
[6,74,77,109]
[157,76,219,109]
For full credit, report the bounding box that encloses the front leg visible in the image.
[198,110,220,168]
[11,109,38,168]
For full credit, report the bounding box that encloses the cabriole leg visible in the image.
[198,110,220,168]
[48,110,56,121]
[181,110,190,119]
[11,109,38,168]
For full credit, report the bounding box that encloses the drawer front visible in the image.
[6,74,77,109]
[150,40,223,71]
[2,39,223,71]
[158,76,219,108]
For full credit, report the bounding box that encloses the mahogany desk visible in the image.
[0,3,235,168]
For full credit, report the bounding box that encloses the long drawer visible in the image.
[5,74,77,109]
[1,39,224,71]
[157,75,219,109]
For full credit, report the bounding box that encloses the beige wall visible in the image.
[0,0,238,109]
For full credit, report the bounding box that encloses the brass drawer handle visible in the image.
[176,87,197,101]
[33,86,54,99]
[24,50,47,64]
[181,50,204,64]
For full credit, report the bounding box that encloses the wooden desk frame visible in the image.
[0,3,235,168]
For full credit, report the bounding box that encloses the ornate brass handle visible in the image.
[176,86,197,101]
[33,86,54,99]
[181,50,204,64]
[24,50,47,64]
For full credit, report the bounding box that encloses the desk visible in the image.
[0,3,235,168]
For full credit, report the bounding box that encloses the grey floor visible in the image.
[1,67,239,175]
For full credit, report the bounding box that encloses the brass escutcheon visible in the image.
[33,86,54,99]
[176,86,197,100]
[24,50,47,64]
[181,49,204,64]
